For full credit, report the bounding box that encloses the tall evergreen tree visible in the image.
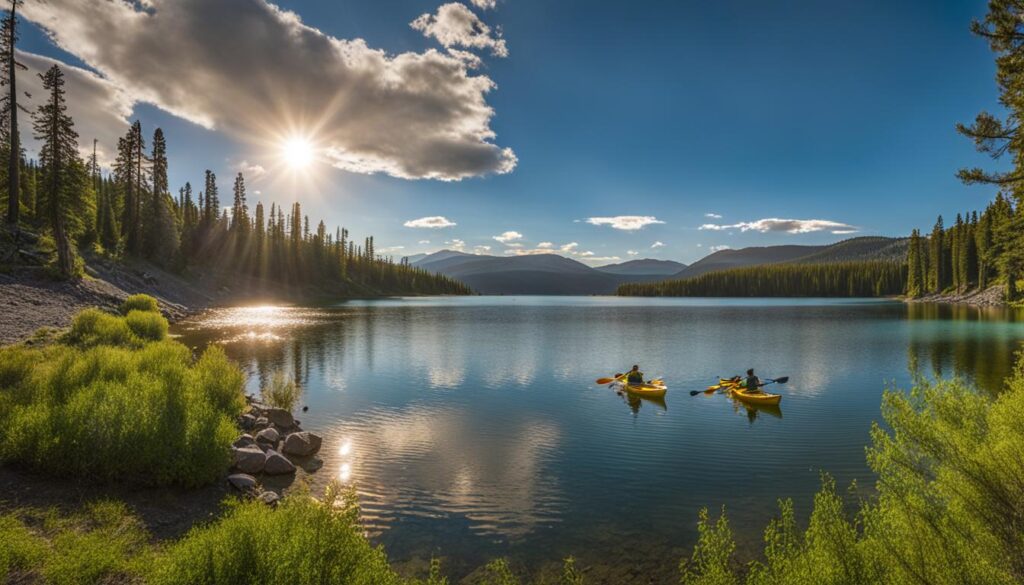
[906,229,924,298]
[928,216,945,293]
[114,121,146,254]
[1,0,23,225]
[143,128,178,264]
[34,65,87,277]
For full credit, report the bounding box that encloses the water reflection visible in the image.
[172,297,1024,583]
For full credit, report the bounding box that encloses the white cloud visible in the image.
[445,238,467,251]
[237,160,267,180]
[627,250,639,256]
[418,239,431,244]
[651,241,665,249]
[404,216,457,228]
[411,3,508,58]
[560,242,579,252]
[586,216,665,231]
[493,230,523,244]
[23,0,516,181]
[504,248,557,256]
[577,251,594,257]
[537,242,553,249]
[470,0,498,9]
[379,246,405,254]
[579,256,621,264]
[473,245,492,254]
[699,218,858,235]
[705,212,723,219]
[18,51,132,167]
[710,245,731,252]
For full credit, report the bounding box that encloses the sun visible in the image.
[282,136,315,169]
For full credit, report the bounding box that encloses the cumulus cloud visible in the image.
[710,245,731,252]
[651,241,665,249]
[23,0,516,181]
[411,3,508,58]
[404,216,457,228]
[237,160,267,180]
[705,212,723,219]
[699,218,858,235]
[586,216,665,231]
[627,250,639,256]
[418,239,431,244]
[473,245,492,254]
[470,0,498,9]
[560,242,578,252]
[493,230,523,244]
[18,51,132,167]
[537,242,553,249]
[445,239,467,251]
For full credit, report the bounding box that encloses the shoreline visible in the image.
[904,285,1007,308]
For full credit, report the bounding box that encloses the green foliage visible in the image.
[619,261,905,297]
[148,483,403,585]
[0,513,46,581]
[121,293,160,314]
[0,308,243,487]
[261,369,302,412]
[674,352,1024,585]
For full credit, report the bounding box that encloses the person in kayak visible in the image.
[626,365,644,384]
[743,369,762,393]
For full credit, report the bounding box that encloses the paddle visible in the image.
[595,372,627,385]
[690,376,740,396]
[690,376,788,396]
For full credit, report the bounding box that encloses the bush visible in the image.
[126,309,169,342]
[121,293,160,314]
[149,484,403,585]
[0,309,244,487]
[0,513,46,581]
[261,370,302,412]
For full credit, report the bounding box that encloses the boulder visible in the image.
[301,457,324,473]
[233,445,266,474]
[263,450,296,475]
[232,434,256,449]
[253,417,269,430]
[258,491,280,506]
[282,431,322,457]
[228,473,257,491]
[255,428,280,444]
[264,408,294,429]
[239,414,256,430]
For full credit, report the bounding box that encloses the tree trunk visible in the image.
[6,0,19,225]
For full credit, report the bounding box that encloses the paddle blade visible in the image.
[596,377,616,385]
[772,376,789,384]
[689,390,702,396]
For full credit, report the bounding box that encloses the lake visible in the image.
[173,296,1024,582]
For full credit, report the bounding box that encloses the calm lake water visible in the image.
[174,297,1024,582]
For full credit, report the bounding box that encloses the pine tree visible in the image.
[114,121,146,254]
[143,128,178,264]
[928,216,945,293]
[33,65,87,277]
[1,0,24,225]
[230,172,248,233]
[906,229,924,298]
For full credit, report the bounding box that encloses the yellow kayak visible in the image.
[622,382,668,398]
[730,386,782,406]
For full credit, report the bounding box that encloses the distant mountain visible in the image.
[788,236,909,264]
[595,259,687,276]
[402,253,428,264]
[672,245,822,279]
[410,250,672,294]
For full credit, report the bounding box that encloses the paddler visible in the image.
[743,368,762,393]
[626,364,644,384]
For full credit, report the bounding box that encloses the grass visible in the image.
[260,370,302,412]
[122,294,160,314]
[0,295,244,487]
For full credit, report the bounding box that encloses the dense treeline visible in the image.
[907,0,1024,302]
[617,261,906,297]
[0,10,466,296]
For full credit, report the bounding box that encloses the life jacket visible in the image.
[627,370,644,383]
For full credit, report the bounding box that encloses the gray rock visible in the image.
[228,473,257,491]
[264,408,294,429]
[253,417,269,430]
[263,449,296,475]
[301,457,324,473]
[282,431,323,457]
[255,427,279,444]
[239,414,256,429]
[233,445,266,474]
[232,434,256,449]
[258,491,280,506]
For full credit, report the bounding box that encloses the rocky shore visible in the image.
[908,285,1007,307]
[226,396,325,505]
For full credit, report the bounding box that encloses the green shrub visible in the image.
[0,513,47,581]
[261,369,302,412]
[149,483,403,585]
[121,293,160,314]
[0,309,244,487]
[125,309,169,342]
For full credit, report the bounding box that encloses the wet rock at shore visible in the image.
[264,408,294,429]
[253,416,269,429]
[239,413,256,430]
[258,490,280,506]
[264,450,296,475]
[282,431,322,457]
[255,428,279,444]
[232,434,256,449]
[233,445,266,474]
[228,473,257,491]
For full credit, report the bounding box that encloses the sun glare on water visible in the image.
[282,136,315,169]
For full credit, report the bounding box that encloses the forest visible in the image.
[617,260,906,297]
[0,10,467,297]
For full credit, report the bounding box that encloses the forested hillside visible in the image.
[0,44,466,297]
[618,260,905,297]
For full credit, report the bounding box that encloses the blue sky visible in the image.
[17,0,1002,264]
